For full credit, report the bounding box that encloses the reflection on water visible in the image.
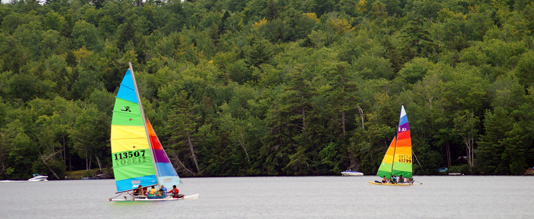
[1,176,533,218]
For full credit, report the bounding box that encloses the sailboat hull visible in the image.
[341,171,364,176]
[368,181,422,186]
[109,194,200,202]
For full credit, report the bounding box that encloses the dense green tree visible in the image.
[0,0,533,178]
[71,20,102,51]
[166,91,201,175]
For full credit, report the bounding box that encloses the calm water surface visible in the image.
[0,176,533,218]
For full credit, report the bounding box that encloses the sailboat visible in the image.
[368,105,421,186]
[109,63,199,201]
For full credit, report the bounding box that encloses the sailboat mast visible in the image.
[129,62,161,187]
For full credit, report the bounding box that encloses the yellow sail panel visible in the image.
[110,138,150,154]
[111,125,147,140]
[111,125,150,153]
[394,147,411,155]
[393,153,412,163]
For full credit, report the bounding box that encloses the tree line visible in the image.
[1,0,534,180]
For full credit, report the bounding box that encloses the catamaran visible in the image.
[109,63,199,201]
[369,105,421,186]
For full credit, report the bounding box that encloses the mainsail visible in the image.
[392,105,412,178]
[111,68,157,192]
[376,105,413,179]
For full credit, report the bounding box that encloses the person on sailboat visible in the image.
[169,185,183,198]
[399,175,404,183]
[382,176,387,183]
[391,176,397,184]
[132,185,143,196]
[158,185,168,196]
[148,186,157,196]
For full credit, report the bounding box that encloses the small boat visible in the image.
[369,105,421,186]
[28,174,48,181]
[341,170,364,176]
[108,63,199,202]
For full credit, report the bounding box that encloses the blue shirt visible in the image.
[160,187,168,195]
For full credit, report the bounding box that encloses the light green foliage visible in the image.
[44,11,64,31]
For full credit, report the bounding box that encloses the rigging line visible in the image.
[412,151,425,174]
[108,193,125,201]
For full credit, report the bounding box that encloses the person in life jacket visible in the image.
[169,185,183,198]
[158,185,167,196]
[148,186,157,196]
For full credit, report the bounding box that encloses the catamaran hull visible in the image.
[368,181,422,186]
[109,194,200,202]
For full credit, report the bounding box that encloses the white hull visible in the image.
[369,181,422,186]
[109,194,199,202]
[28,175,48,181]
[341,171,364,176]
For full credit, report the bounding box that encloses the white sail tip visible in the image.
[400,105,406,118]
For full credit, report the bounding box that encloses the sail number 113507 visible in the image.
[114,150,145,160]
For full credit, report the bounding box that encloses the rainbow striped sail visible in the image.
[111,66,181,192]
[392,105,412,178]
[376,105,413,179]
[377,136,397,178]
[146,118,182,189]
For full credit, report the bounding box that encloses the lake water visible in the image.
[1,176,533,218]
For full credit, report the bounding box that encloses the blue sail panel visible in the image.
[115,175,158,192]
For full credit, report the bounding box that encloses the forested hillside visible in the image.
[1,0,534,180]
